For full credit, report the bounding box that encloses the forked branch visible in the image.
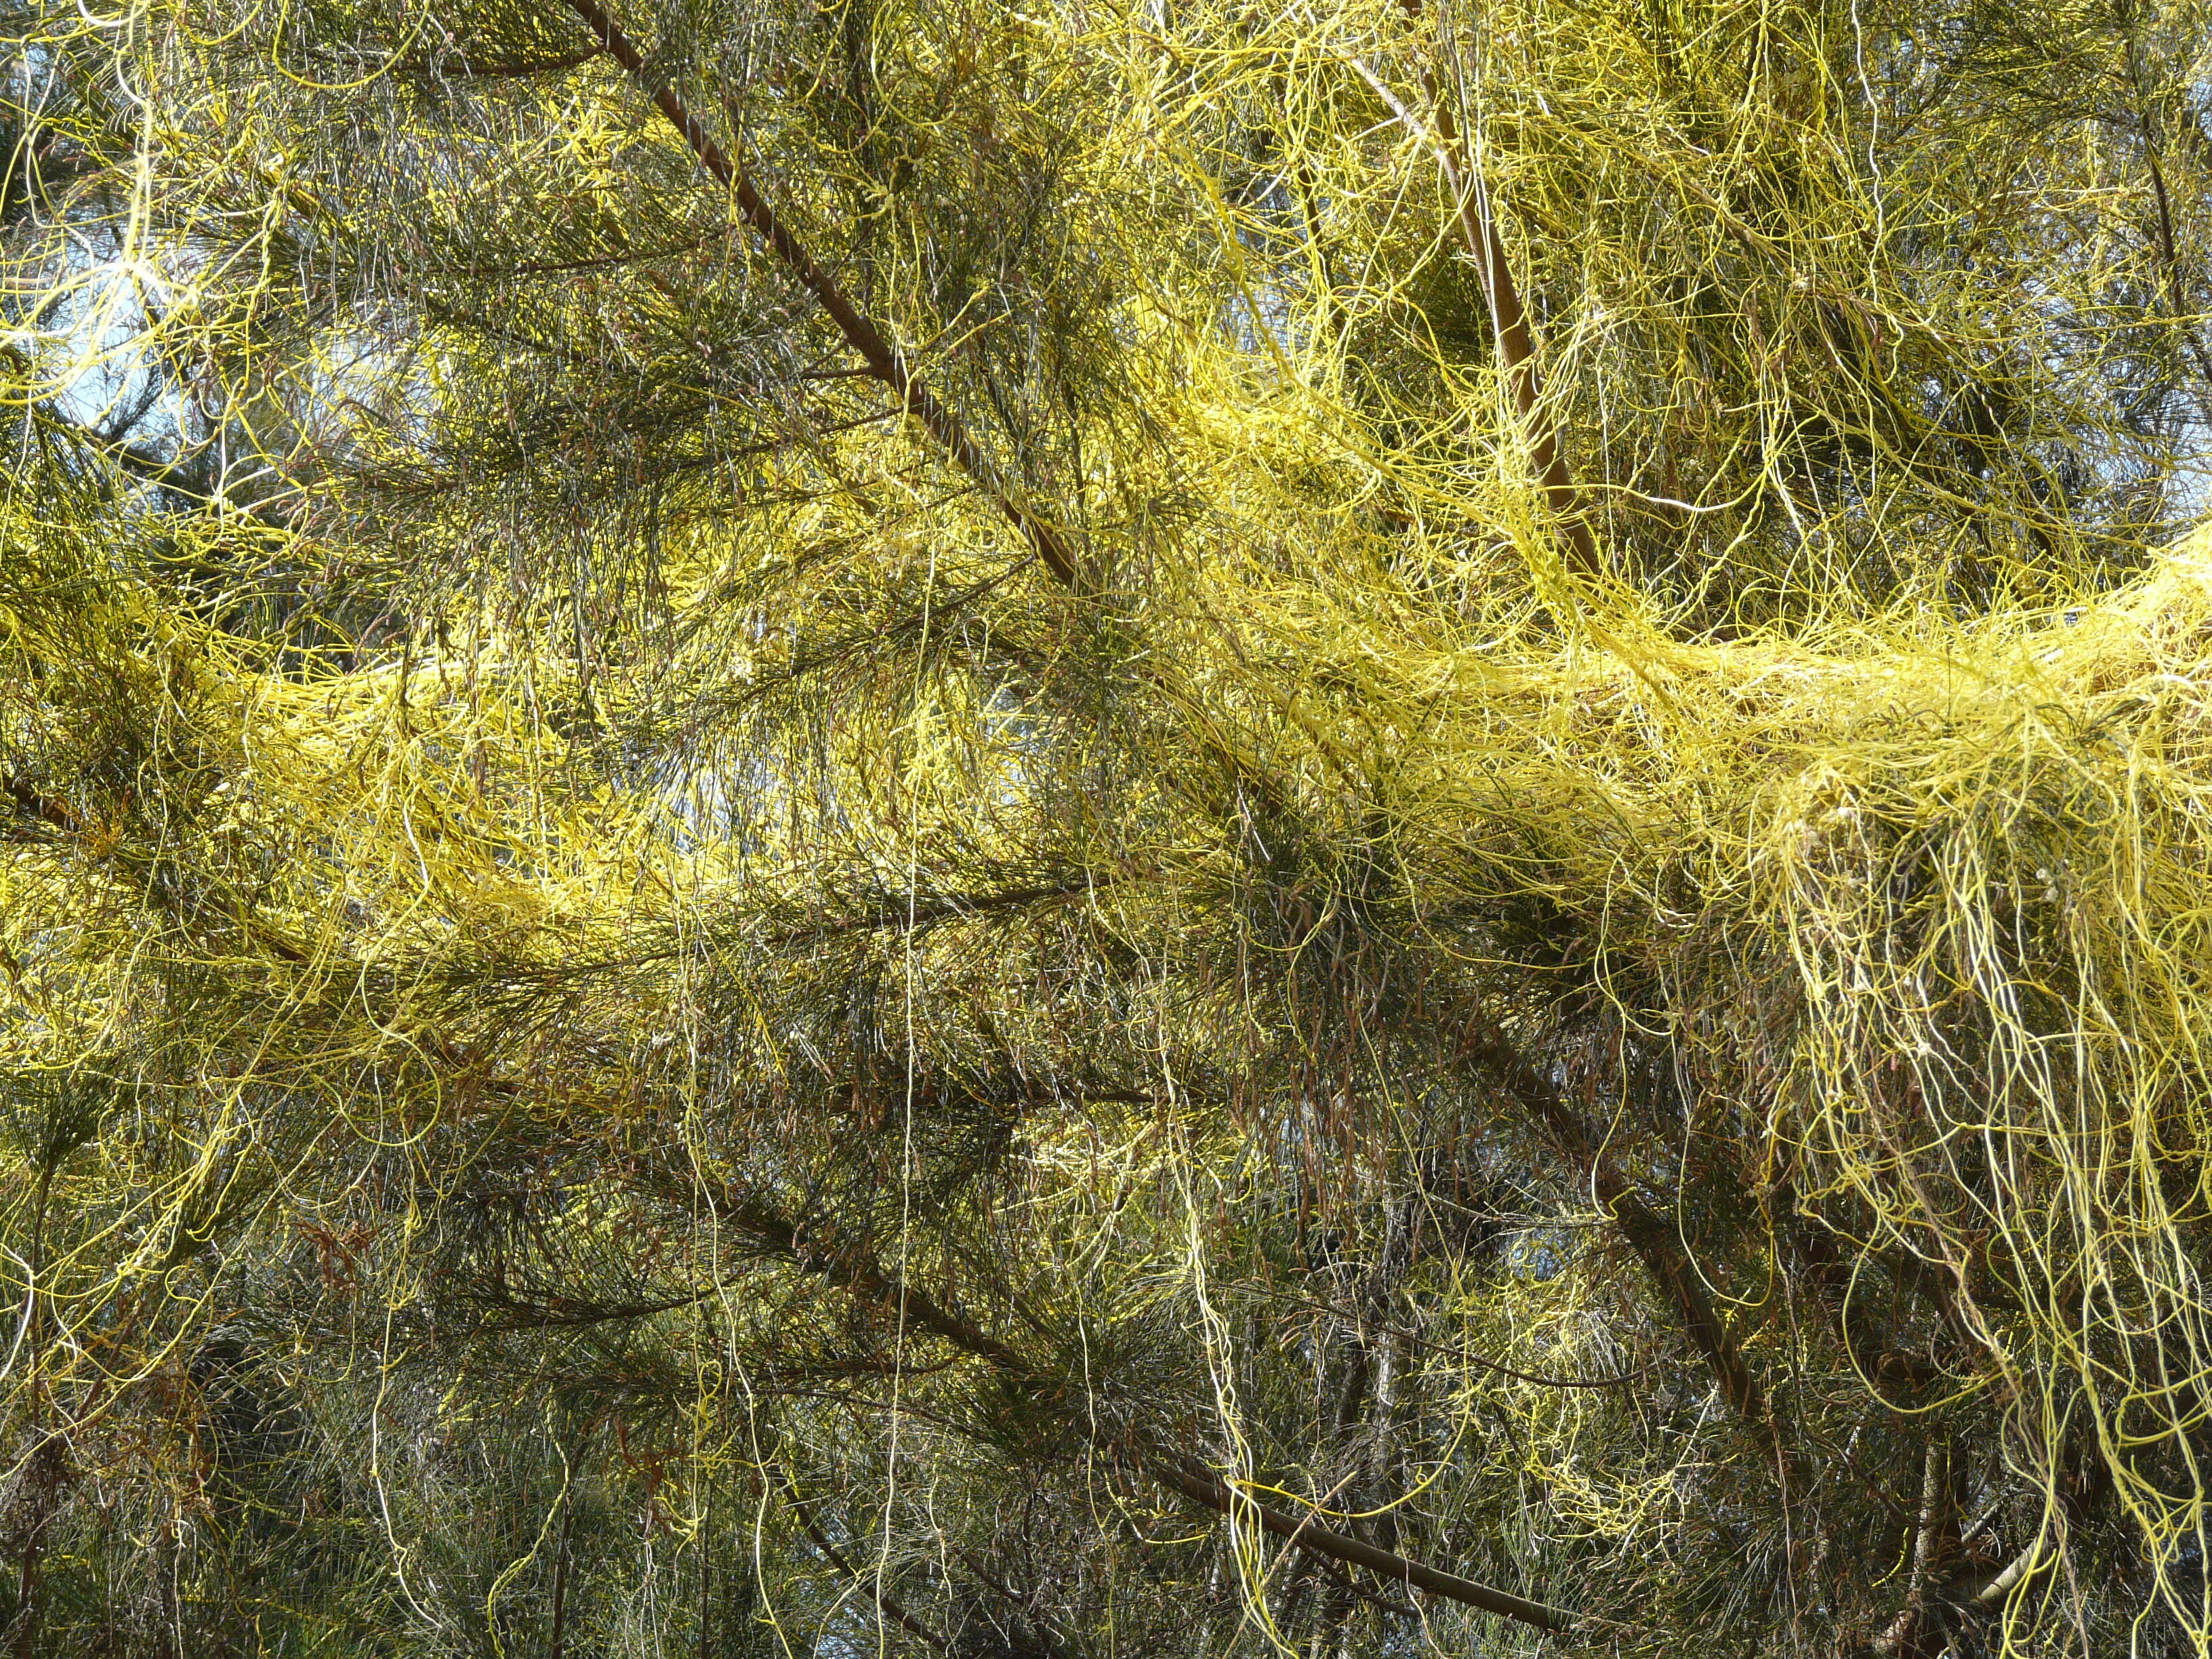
[1347,54,1597,575]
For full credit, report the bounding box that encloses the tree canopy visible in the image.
[5,0,2212,1654]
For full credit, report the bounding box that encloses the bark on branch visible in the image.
[775,1471,954,1654]
[556,0,1082,590]
[1152,1458,1576,1632]
[1347,56,1597,576]
[1463,1028,1764,1422]
[717,1193,1576,1633]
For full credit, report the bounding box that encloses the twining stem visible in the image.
[1347,52,1597,575]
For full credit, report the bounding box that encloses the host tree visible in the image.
[5,1,2212,1654]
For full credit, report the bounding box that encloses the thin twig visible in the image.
[1153,1457,1576,1632]
[556,0,1082,589]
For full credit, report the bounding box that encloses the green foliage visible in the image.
[4,0,2212,1654]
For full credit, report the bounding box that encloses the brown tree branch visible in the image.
[1152,1458,1575,1631]
[1345,54,1597,576]
[555,0,1082,589]
[715,1193,1577,1633]
[2142,142,2212,396]
[1462,1027,1765,1422]
[3,779,75,838]
[775,1472,953,1654]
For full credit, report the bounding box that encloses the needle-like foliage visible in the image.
[5,1,2212,1655]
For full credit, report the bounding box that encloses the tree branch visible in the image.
[1878,1438,1952,1657]
[1346,52,1597,575]
[1463,1027,1764,1422]
[775,1473,951,1654]
[1151,1457,1575,1632]
[555,0,1082,589]
[718,1193,1577,1633]
[1969,1538,2051,1608]
[3,779,75,838]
